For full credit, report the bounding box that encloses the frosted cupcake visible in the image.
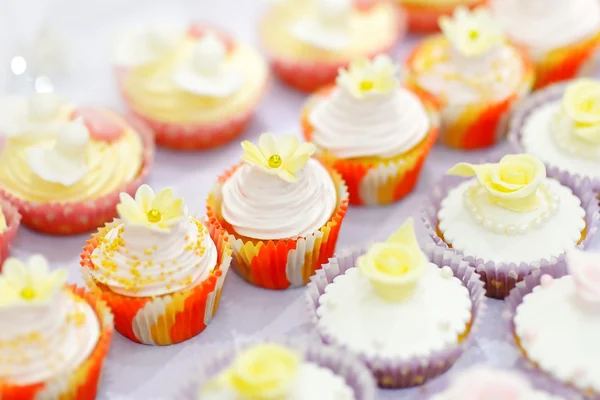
[302,55,439,205]
[509,79,600,191]
[398,0,487,33]
[0,255,113,399]
[0,198,20,267]
[423,154,599,298]
[307,219,485,387]
[490,0,600,89]
[113,24,268,150]
[260,0,404,92]
[81,185,232,345]
[0,93,153,235]
[207,132,349,290]
[404,6,534,149]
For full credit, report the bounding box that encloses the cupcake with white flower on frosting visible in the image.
[113,23,268,150]
[206,132,349,290]
[302,54,439,205]
[0,255,113,399]
[81,184,232,345]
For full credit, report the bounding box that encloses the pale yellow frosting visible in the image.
[122,36,268,125]
[0,109,143,203]
[260,0,398,62]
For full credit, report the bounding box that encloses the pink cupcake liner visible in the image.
[0,114,155,236]
[306,244,486,388]
[0,197,21,268]
[422,170,600,299]
[175,339,378,400]
[508,81,600,192]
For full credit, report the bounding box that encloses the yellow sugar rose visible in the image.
[562,79,600,144]
[447,154,546,212]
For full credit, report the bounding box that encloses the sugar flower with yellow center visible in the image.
[357,218,427,302]
[336,54,399,99]
[561,79,600,145]
[116,184,184,231]
[447,154,546,213]
[241,133,316,183]
[0,255,67,306]
[439,6,504,58]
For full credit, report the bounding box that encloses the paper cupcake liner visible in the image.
[306,244,486,388]
[0,114,155,235]
[508,81,600,192]
[80,220,232,346]
[302,87,440,205]
[399,0,487,33]
[0,197,21,268]
[0,285,113,400]
[206,163,349,290]
[422,172,600,299]
[504,266,598,399]
[176,339,378,400]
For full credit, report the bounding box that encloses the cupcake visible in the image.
[423,154,599,298]
[301,55,440,205]
[509,248,600,398]
[0,255,113,399]
[404,6,534,150]
[206,132,349,290]
[81,185,232,345]
[113,24,268,150]
[260,0,405,93]
[398,0,487,33]
[306,218,485,388]
[189,342,377,399]
[0,197,21,268]
[0,93,153,235]
[490,0,600,89]
[509,79,600,191]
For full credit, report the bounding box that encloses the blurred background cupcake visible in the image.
[0,197,20,268]
[260,0,405,92]
[398,0,487,33]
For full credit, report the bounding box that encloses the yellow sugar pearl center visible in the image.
[469,30,480,40]
[147,209,162,223]
[360,80,374,92]
[20,287,36,300]
[268,154,282,168]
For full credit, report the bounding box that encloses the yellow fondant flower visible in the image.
[357,218,427,302]
[241,133,316,183]
[0,255,67,306]
[336,55,399,99]
[447,154,546,212]
[562,79,600,144]
[439,6,504,58]
[116,184,184,231]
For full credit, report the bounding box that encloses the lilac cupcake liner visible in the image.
[305,244,486,389]
[508,81,600,192]
[422,173,600,299]
[175,338,378,400]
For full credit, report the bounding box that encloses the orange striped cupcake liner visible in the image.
[80,220,232,346]
[399,0,487,33]
[0,197,21,268]
[206,163,349,290]
[0,286,113,400]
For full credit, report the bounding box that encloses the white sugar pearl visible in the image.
[494,223,505,234]
[441,266,453,279]
[506,225,517,236]
[483,219,493,230]
[518,224,529,234]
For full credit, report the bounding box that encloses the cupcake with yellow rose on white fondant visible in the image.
[0,92,153,235]
[0,255,113,399]
[0,197,21,268]
[423,154,599,299]
[112,23,268,150]
[81,184,232,345]
[301,54,439,205]
[509,79,600,192]
[306,218,485,388]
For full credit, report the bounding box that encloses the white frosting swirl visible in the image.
[491,0,600,55]
[309,87,430,158]
[0,290,99,385]
[90,213,217,297]
[221,159,337,240]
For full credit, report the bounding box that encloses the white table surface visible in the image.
[2,0,599,398]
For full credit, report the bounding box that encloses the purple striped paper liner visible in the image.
[305,244,486,389]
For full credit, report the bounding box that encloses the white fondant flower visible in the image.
[439,6,504,58]
[0,93,65,140]
[447,154,546,212]
[561,79,600,144]
[171,33,243,98]
[27,118,90,186]
[567,248,600,305]
[116,185,184,231]
[290,0,351,51]
[0,255,67,306]
[442,367,534,399]
[336,55,399,99]
[112,25,184,67]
